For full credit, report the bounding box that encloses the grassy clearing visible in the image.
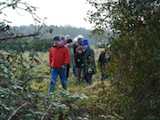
[27,47,108,95]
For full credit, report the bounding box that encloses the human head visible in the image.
[53,35,60,41]
[60,36,65,41]
[72,37,78,45]
[82,39,89,46]
[77,35,84,39]
[53,35,61,46]
[73,37,78,42]
[82,39,89,51]
[65,35,70,40]
[67,39,73,44]
[77,34,84,45]
[75,46,83,54]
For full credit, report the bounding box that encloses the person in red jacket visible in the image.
[49,35,70,92]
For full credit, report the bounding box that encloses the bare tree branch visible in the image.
[0,32,40,41]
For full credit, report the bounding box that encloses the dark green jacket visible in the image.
[83,47,96,75]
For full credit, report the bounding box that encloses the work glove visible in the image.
[61,64,67,70]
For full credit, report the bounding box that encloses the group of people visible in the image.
[48,34,111,93]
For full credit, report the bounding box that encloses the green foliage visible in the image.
[1,0,160,119]
[0,49,94,119]
[0,49,120,120]
[0,1,84,119]
[87,0,160,119]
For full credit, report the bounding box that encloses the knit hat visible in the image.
[53,35,60,41]
[73,37,78,42]
[67,39,73,43]
[77,35,84,39]
[65,35,70,39]
[82,39,89,46]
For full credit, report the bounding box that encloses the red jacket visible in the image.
[49,43,70,68]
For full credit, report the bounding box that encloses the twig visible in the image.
[41,104,53,120]
[72,102,86,112]
[20,76,50,87]
[8,102,28,120]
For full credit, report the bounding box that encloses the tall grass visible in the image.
[28,47,107,94]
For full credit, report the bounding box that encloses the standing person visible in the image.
[72,35,84,78]
[98,46,111,81]
[73,35,84,54]
[82,39,96,85]
[66,38,75,79]
[60,36,65,43]
[49,35,70,92]
[64,34,71,45]
[74,46,84,83]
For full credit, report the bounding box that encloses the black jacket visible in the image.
[98,51,110,67]
[74,53,84,68]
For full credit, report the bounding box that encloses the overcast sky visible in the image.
[1,0,94,29]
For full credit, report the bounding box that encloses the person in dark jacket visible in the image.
[66,38,76,79]
[82,39,96,85]
[74,46,84,83]
[49,35,70,92]
[98,46,111,81]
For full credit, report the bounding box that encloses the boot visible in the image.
[49,84,54,93]
[62,85,67,90]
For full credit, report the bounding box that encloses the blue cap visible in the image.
[53,35,60,41]
[82,39,89,46]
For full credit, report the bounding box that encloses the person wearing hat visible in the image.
[74,46,84,83]
[64,34,71,45]
[98,46,111,81]
[66,38,76,79]
[73,34,84,54]
[82,39,96,85]
[49,35,70,92]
